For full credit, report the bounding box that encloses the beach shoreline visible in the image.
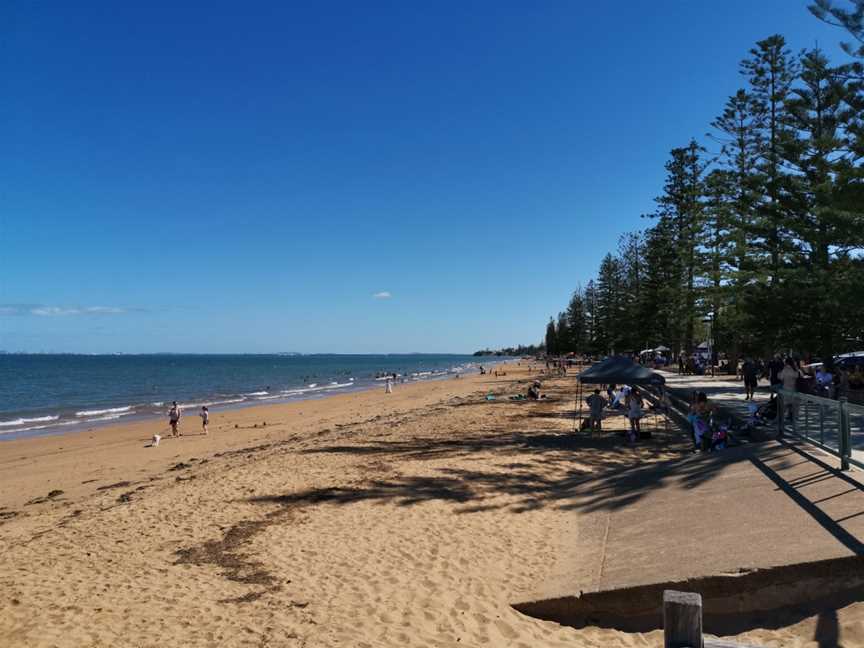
[0,354,515,442]
[0,363,522,512]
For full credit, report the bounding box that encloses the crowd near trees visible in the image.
[546,2,864,365]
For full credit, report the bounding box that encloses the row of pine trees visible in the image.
[546,3,864,366]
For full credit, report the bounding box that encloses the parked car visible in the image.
[836,351,864,370]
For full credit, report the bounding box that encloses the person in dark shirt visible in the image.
[742,358,759,400]
[768,356,783,390]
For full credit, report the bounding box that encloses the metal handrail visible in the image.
[774,388,857,471]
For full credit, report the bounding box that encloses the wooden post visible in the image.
[663,589,703,648]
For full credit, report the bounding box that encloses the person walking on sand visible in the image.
[385,377,393,394]
[168,401,182,437]
[200,406,209,435]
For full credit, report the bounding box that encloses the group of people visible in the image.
[678,354,712,376]
[686,391,729,451]
[163,402,209,439]
[585,384,646,443]
[741,355,858,401]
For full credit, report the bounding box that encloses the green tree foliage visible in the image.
[545,317,558,356]
[741,35,799,290]
[655,140,709,353]
[565,288,588,353]
[544,25,864,362]
[810,0,864,63]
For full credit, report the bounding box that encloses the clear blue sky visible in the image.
[1,1,850,353]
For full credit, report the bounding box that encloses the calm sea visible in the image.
[0,354,508,440]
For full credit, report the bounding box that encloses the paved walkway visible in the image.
[659,370,771,419]
[516,429,864,636]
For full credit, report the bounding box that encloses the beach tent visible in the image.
[577,356,666,386]
[574,356,667,434]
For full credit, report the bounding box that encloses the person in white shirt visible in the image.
[778,359,801,424]
[779,359,800,392]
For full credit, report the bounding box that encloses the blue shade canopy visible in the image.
[577,356,666,386]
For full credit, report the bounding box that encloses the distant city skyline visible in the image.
[2,1,849,353]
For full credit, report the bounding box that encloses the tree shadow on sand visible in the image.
[246,410,792,518]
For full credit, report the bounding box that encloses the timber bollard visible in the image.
[663,589,703,648]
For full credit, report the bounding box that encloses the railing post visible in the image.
[793,395,798,437]
[840,397,850,471]
[777,390,784,438]
[820,403,825,446]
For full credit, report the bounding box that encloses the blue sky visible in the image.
[1,1,851,353]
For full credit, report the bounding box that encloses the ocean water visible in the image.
[0,354,507,440]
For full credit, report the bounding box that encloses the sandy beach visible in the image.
[2,364,862,647]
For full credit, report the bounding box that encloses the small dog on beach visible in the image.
[150,434,161,447]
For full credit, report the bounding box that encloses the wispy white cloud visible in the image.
[372,291,392,299]
[31,306,82,316]
[0,304,133,317]
[83,306,126,314]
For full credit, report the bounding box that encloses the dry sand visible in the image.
[1,365,861,647]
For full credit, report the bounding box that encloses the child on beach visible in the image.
[168,401,182,437]
[200,406,209,435]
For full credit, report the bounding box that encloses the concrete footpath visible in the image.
[530,439,864,591]
[659,370,771,420]
[516,400,864,636]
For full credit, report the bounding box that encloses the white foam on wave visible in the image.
[323,381,354,390]
[273,381,355,399]
[0,415,60,427]
[180,397,246,409]
[0,420,77,435]
[243,391,269,397]
[76,406,133,417]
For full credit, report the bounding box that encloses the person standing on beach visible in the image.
[585,389,607,432]
[168,401,182,437]
[200,406,209,435]
[626,388,644,443]
[385,377,393,394]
